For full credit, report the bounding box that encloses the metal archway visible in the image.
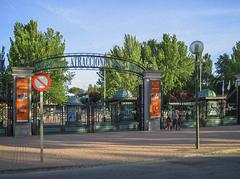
[34,53,145,77]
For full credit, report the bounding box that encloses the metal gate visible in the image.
[0,102,13,136]
[30,96,142,135]
[0,75,13,136]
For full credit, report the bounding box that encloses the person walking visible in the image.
[166,113,171,130]
[172,110,177,130]
[185,112,190,120]
[176,114,182,130]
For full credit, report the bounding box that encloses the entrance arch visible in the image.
[33,53,147,132]
[10,53,161,136]
[34,53,145,77]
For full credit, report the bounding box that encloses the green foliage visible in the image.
[0,47,10,100]
[97,35,142,97]
[202,53,213,85]
[183,53,214,95]
[215,53,233,81]
[8,20,72,104]
[97,34,195,98]
[215,41,240,93]
[69,87,85,96]
[8,21,65,66]
[142,34,194,94]
[87,84,102,103]
[0,46,6,74]
[231,42,240,76]
[87,84,101,94]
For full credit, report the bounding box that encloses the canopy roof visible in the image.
[113,89,133,98]
[198,89,216,97]
[67,96,83,105]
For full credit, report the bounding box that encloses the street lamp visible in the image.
[147,61,153,70]
[190,40,204,149]
[199,57,206,92]
[20,58,25,66]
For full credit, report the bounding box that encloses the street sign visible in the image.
[32,73,51,91]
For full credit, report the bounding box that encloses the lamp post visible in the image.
[199,57,206,92]
[147,61,153,70]
[20,58,25,67]
[190,40,204,149]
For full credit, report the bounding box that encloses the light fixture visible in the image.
[147,61,153,70]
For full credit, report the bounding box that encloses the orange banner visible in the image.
[150,80,161,117]
[16,78,29,122]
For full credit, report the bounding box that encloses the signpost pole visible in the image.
[40,91,44,162]
[32,72,51,162]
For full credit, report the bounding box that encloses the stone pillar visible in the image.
[143,71,161,131]
[12,67,34,136]
[236,74,240,124]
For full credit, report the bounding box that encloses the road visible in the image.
[1,155,240,179]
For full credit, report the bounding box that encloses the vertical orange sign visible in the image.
[16,78,29,122]
[150,80,161,117]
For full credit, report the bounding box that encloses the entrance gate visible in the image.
[2,53,161,136]
[39,100,140,134]
[32,53,146,134]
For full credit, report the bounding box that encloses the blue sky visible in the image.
[1,0,240,89]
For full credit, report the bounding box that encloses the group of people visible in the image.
[165,110,182,130]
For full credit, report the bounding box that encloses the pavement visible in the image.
[1,156,240,179]
[0,125,240,173]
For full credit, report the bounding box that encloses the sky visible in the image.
[1,0,240,90]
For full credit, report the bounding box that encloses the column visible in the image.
[12,67,34,136]
[143,71,161,131]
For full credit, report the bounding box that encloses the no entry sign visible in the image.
[32,73,51,92]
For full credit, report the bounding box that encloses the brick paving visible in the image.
[0,125,240,172]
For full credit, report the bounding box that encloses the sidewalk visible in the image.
[0,125,240,172]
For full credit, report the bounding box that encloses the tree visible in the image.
[142,34,194,95]
[87,84,101,94]
[231,41,240,76]
[182,53,215,96]
[0,46,6,74]
[69,87,85,96]
[0,47,12,103]
[87,84,102,103]
[215,41,240,94]
[202,53,213,87]
[0,46,6,99]
[97,34,195,99]
[8,20,73,104]
[215,53,233,82]
[97,34,142,97]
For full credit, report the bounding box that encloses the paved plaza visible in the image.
[0,125,240,173]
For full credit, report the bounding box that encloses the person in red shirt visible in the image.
[176,114,182,130]
[166,113,171,130]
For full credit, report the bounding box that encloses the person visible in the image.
[166,113,171,130]
[160,116,163,130]
[172,110,177,130]
[185,112,190,120]
[176,114,182,130]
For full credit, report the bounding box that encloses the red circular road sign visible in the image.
[32,73,51,92]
